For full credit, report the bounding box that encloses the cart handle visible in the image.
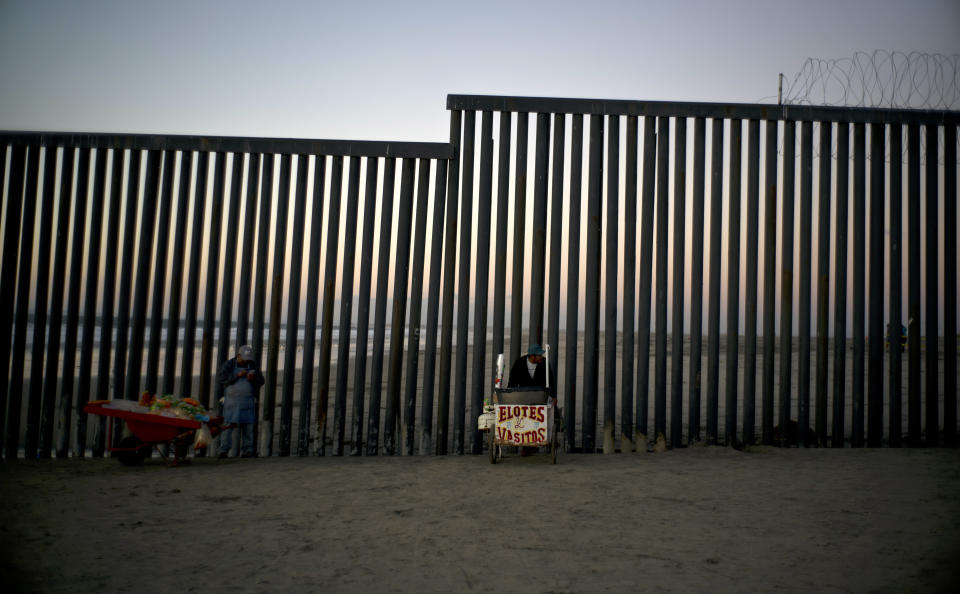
[545,344,550,390]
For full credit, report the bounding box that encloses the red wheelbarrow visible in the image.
[83,401,232,466]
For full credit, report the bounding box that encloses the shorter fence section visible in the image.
[0,132,454,459]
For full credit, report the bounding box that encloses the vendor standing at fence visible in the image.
[507,344,557,405]
[216,345,264,458]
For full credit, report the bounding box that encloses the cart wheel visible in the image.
[488,429,497,464]
[117,436,148,466]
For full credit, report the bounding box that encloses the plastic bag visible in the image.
[103,399,145,412]
[193,423,213,449]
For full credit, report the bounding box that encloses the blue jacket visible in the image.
[217,357,265,423]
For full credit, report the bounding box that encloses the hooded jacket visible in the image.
[216,357,265,423]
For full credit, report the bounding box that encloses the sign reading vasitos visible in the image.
[494,404,550,446]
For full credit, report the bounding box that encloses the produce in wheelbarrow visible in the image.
[84,396,229,466]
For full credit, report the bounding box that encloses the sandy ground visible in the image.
[2,447,959,593]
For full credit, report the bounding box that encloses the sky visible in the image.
[2,0,958,141]
[0,0,958,337]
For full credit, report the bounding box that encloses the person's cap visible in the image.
[528,344,545,356]
[238,345,253,359]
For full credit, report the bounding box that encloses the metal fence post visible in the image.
[622,116,639,451]
[565,114,584,451]
[924,125,939,446]
[161,152,193,397]
[5,145,39,459]
[236,153,261,350]
[724,119,742,447]
[530,112,550,345]
[145,150,176,395]
[40,147,78,458]
[797,121,812,447]
[743,119,760,447]
[318,156,344,455]
[510,113,529,366]
[832,124,850,448]
[654,116,669,445]
[453,111,476,455]
[334,156,362,455]
[868,123,885,447]
[122,150,162,406]
[112,150,142,417]
[604,114,620,453]
[69,149,104,457]
[368,159,397,456]
[671,117,688,449]
[198,152,227,413]
[179,152,210,402]
[779,122,796,446]
[816,122,833,447]
[300,156,327,456]
[280,154,311,456]
[367,158,397,455]
[24,148,60,459]
[384,158,416,455]
[491,113,512,402]
[405,158,433,454]
[690,118,707,445]
[852,123,866,448]
[888,124,903,447]
[637,117,657,444]
[261,153,291,456]
[943,124,957,447]
[469,112,494,455]
[707,119,725,444]
[762,120,778,445]
[583,113,604,453]
[420,159,449,455]
[92,149,130,456]
[0,145,26,455]
[548,112,566,393]
[437,111,461,456]
[907,125,921,445]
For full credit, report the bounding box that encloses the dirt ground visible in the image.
[2,447,959,593]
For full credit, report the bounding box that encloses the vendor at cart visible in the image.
[507,344,557,406]
[216,345,265,458]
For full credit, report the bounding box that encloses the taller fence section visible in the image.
[0,132,454,459]
[446,95,958,452]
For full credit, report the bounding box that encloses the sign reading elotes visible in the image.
[494,404,550,446]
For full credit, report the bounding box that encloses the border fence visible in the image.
[1,94,957,459]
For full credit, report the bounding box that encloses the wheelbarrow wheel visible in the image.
[117,436,149,466]
[488,429,497,464]
[173,434,191,461]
